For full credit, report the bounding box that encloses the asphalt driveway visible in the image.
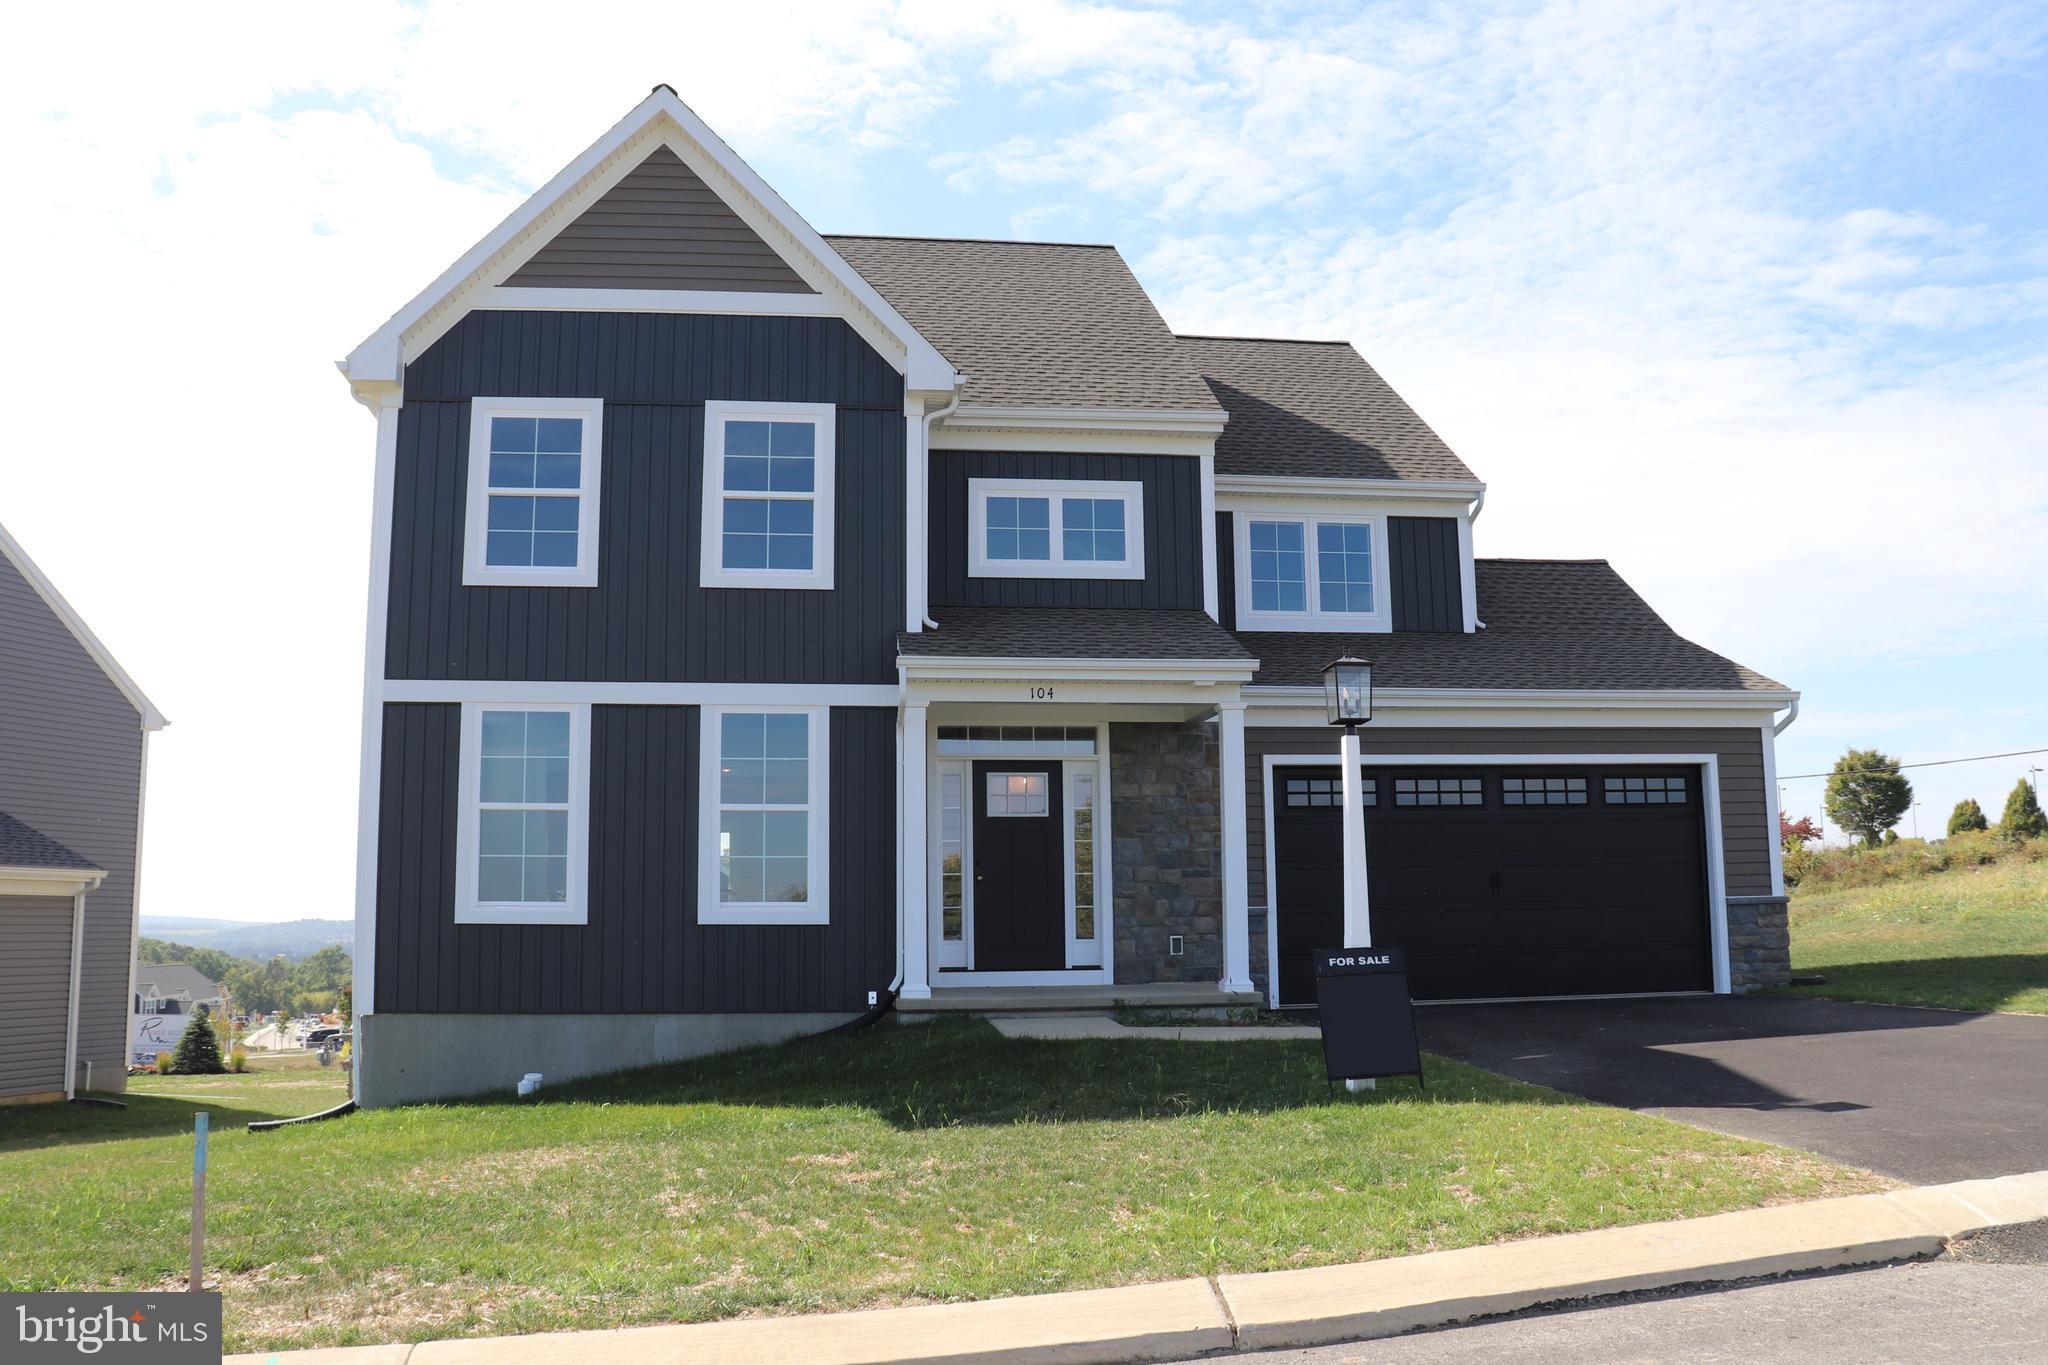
[1416,996,2048,1183]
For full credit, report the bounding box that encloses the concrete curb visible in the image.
[227,1170,2048,1365]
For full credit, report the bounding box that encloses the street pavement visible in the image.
[1181,1220,2048,1364]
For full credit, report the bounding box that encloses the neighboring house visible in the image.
[0,522,166,1102]
[341,88,1795,1106]
[133,963,228,1018]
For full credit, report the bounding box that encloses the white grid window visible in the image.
[1234,511,1387,630]
[986,772,1049,817]
[701,401,835,590]
[1072,770,1097,941]
[699,707,830,924]
[454,703,590,925]
[463,398,603,587]
[969,478,1144,579]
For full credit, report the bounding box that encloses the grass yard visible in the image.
[0,1019,1882,1354]
[1779,856,2048,1014]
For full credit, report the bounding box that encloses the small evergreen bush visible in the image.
[171,1004,227,1076]
[1947,798,1989,836]
[2000,779,2047,843]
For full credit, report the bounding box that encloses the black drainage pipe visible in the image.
[248,1099,359,1132]
[820,988,897,1037]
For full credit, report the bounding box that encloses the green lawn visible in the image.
[0,1020,1882,1354]
[1779,857,2048,1014]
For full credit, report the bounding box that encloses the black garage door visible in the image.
[1272,765,1711,1005]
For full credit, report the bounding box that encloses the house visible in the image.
[133,963,228,1018]
[0,522,167,1103]
[341,88,1795,1106]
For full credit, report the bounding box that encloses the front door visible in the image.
[971,760,1065,971]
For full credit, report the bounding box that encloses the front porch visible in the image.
[896,634,1261,1007]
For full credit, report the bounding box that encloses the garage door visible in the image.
[1272,765,1711,1005]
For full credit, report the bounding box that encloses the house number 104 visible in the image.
[1027,686,1055,700]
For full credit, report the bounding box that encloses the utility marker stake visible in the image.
[191,1111,209,1291]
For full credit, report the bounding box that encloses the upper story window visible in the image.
[453,703,590,925]
[1234,510,1386,631]
[968,478,1145,580]
[463,398,604,588]
[698,705,831,925]
[700,400,836,591]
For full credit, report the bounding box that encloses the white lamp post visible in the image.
[1322,657,1374,1093]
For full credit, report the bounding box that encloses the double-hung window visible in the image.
[454,703,591,925]
[463,398,604,587]
[698,706,830,925]
[1234,511,1386,630]
[700,400,836,590]
[968,478,1145,580]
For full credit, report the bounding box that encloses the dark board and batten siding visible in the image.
[391,311,904,683]
[375,704,896,1016]
[1215,513,1462,632]
[1242,726,1774,906]
[503,146,814,294]
[929,451,1205,609]
[1387,517,1462,632]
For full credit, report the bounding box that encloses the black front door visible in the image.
[972,760,1065,971]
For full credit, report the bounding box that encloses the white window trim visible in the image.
[1233,508,1389,632]
[453,702,591,926]
[699,399,837,591]
[698,704,832,926]
[968,477,1146,581]
[462,396,605,588]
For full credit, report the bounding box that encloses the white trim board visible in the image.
[379,680,899,707]
[475,286,838,316]
[0,519,167,729]
[1256,751,1733,1008]
[340,87,958,405]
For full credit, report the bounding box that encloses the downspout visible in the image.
[1773,697,1799,735]
[1465,487,1487,630]
[63,876,101,1100]
[919,387,964,631]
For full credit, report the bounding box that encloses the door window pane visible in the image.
[986,771,1049,817]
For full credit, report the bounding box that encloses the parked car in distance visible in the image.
[305,1026,341,1046]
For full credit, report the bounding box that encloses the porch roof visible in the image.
[900,608,1256,665]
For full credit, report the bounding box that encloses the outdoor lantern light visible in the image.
[1321,657,1373,727]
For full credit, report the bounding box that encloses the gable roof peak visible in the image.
[0,520,166,730]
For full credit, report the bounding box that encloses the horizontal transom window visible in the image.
[937,725,1098,756]
[968,478,1145,580]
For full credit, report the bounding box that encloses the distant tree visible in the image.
[1779,812,1823,852]
[2001,779,2048,843]
[1881,828,1899,845]
[1947,799,1989,836]
[170,1004,227,1075]
[1824,749,1913,848]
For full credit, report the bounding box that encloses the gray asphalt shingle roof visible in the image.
[1180,335,1477,483]
[824,236,1222,413]
[134,964,225,1002]
[0,811,99,872]
[1241,560,1788,692]
[900,608,1255,663]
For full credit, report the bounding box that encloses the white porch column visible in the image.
[1217,701,1254,995]
[899,701,932,1000]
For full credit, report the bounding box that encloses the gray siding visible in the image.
[375,703,896,1015]
[928,451,1205,609]
[504,147,814,293]
[0,552,143,1088]
[0,897,74,1099]
[1387,516,1462,631]
[390,311,904,683]
[1242,725,1773,905]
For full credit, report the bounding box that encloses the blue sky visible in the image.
[2,1,2044,920]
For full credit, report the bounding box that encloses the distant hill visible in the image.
[139,916,352,961]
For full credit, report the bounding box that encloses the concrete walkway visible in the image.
[987,1016,1323,1041]
[226,1171,2048,1365]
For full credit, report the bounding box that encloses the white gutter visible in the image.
[1773,696,1800,735]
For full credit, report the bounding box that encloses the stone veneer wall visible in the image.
[1110,721,1222,985]
[1726,894,1791,991]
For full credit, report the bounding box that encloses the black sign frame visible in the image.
[1312,946,1425,1092]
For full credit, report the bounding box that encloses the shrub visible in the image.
[153,1051,172,1075]
[2000,779,2047,843]
[228,1045,249,1074]
[171,1004,227,1076]
[1947,798,1989,836]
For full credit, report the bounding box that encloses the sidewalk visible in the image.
[227,1170,2048,1365]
